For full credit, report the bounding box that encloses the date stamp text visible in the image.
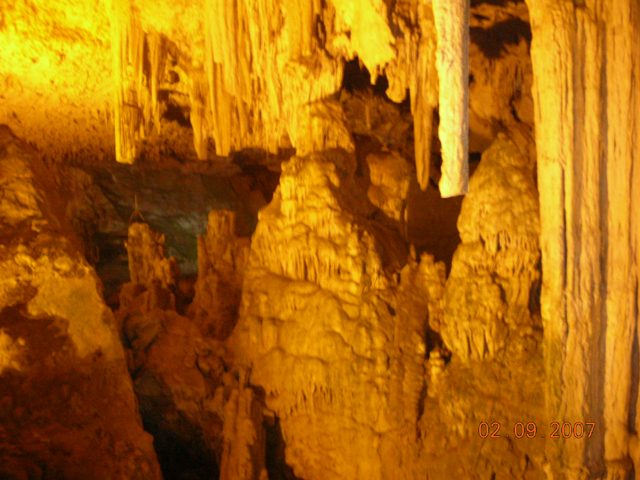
[477,421,596,439]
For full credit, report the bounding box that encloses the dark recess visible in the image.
[342,58,390,98]
[150,428,219,480]
[158,90,191,128]
[265,416,300,480]
[471,18,532,59]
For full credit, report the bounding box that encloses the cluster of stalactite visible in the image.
[108,0,470,196]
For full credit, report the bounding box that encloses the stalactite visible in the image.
[108,0,170,164]
[107,0,468,185]
[329,0,395,72]
[203,1,256,156]
[189,71,210,160]
[109,0,145,164]
[384,1,438,192]
[432,0,469,197]
[146,32,165,131]
[412,3,438,191]
[205,61,233,156]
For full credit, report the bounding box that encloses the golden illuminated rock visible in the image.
[432,0,470,197]
[0,127,161,478]
[365,151,412,223]
[0,329,24,374]
[119,218,271,479]
[126,222,178,289]
[229,151,443,479]
[119,220,225,477]
[385,0,439,191]
[526,0,640,475]
[341,90,412,156]
[468,1,533,154]
[441,135,540,361]
[220,382,268,480]
[0,1,114,160]
[0,0,639,477]
[1,0,482,193]
[190,210,250,339]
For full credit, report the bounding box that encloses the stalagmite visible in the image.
[125,223,178,289]
[5,0,640,477]
[432,0,469,197]
[220,384,268,480]
[441,136,540,361]
[228,150,443,479]
[190,210,250,339]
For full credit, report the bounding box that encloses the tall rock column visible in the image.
[526,0,640,477]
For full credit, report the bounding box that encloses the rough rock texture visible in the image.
[385,0,439,191]
[126,222,178,289]
[418,347,546,478]
[63,156,276,301]
[219,381,268,480]
[341,90,413,159]
[228,150,445,479]
[118,220,267,479]
[365,152,412,224]
[0,1,115,161]
[441,135,541,361]
[4,0,638,477]
[0,0,479,196]
[468,0,534,155]
[526,0,640,476]
[190,210,251,339]
[0,0,534,196]
[0,127,161,479]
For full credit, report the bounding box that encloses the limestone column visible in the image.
[526,0,640,476]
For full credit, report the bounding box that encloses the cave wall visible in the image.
[0,126,161,478]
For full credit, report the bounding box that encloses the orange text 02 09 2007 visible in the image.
[477,421,596,440]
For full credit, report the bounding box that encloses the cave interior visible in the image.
[0,0,639,479]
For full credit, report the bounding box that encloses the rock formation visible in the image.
[0,127,161,479]
[526,0,640,476]
[365,152,412,226]
[432,0,470,196]
[190,210,251,339]
[118,218,267,479]
[125,222,178,290]
[0,0,476,197]
[441,135,541,361]
[228,150,444,479]
[1,0,639,478]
